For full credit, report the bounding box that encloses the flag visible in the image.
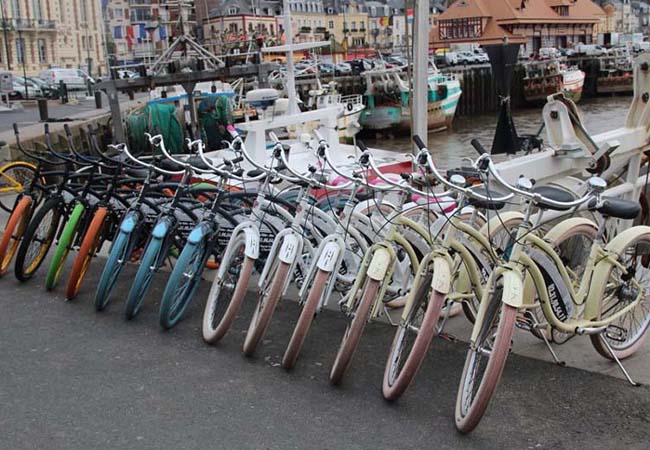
[137,23,146,42]
[407,9,414,24]
[157,26,167,41]
[380,17,389,27]
[126,25,134,49]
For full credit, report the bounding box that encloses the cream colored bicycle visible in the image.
[453,140,650,434]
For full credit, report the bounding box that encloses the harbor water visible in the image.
[364,96,632,168]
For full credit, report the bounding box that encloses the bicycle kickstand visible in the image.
[600,335,641,387]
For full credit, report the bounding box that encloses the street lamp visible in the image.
[17,29,27,99]
[145,21,159,70]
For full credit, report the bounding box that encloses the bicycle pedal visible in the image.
[605,324,627,343]
[439,332,458,343]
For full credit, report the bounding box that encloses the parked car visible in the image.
[9,79,43,99]
[385,55,407,67]
[347,59,373,75]
[116,69,139,79]
[633,41,650,52]
[457,51,479,65]
[27,77,57,98]
[473,49,489,63]
[38,68,93,91]
[317,63,335,75]
[538,47,562,59]
[441,51,459,66]
[574,44,609,56]
[334,62,352,76]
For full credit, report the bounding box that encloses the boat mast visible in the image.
[412,0,429,153]
[283,0,299,115]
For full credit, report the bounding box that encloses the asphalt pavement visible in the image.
[1,260,649,450]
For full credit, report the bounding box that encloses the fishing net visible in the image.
[126,103,184,155]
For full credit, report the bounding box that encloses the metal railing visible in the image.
[1,18,57,30]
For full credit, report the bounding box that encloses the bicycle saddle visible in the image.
[246,169,282,184]
[531,186,576,211]
[125,167,149,178]
[159,156,210,172]
[589,196,640,220]
[467,185,507,210]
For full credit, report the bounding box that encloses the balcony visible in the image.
[299,26,311,33]
[128,0,152,5]
[2,18,57,31]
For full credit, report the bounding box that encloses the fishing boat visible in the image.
[523,60,585,103]
[359,63,461,133]
[597,47,634,95]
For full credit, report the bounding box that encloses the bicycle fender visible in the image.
[501,268,524,308]
[243,227,260,260]
[278,233,300,264]
[188,223,209,244]
[152,219,170,239]
[119,213,138,234]
[367,247,392,281]
[431,256,451,294]
[316,241,341,272]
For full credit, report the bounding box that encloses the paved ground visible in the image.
[1,260,650,450]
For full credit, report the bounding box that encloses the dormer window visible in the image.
[227,6,237,14]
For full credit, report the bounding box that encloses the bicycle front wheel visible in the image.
[202,237,254,344]
[15,196,63,281]
[455,279,517,434]
[95,228,132,311]
[0,195,31,275]
[45,202,85,290]
[329,277,379,385]
[124,236,164,320]
[383,284,445,401]
[66,207,108,300]
[0,161,35,212]
[242,260,291,356]
[159,239,207,329]
[282,268,331,370]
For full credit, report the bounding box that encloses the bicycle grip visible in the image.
[44,123,49,134]
[13,123,18,135]
[412,135,426,150]
[471,139,487,155]
[63,123,72,136]
[231,156,244,164]
[356,140,368,151]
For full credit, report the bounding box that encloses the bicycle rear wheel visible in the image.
[591,233,650,360]
[202,237,254,343]
[124,235,165,319]
[45,202,85,290]
[455,278,517,434]
[242,260,291,356]
[0,161,35,212]
[159,239,207,329]
[329,277,379,385]
[0,196,31,275]
[66,207,108,300]
[15,196,63,281]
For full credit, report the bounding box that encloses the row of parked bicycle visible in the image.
[0,123,648,434]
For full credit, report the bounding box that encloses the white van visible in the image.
[574,44,608,56]
[38,68,93,90]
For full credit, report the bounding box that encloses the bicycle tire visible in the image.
[95,227,133,311]
[382,284,445,401]
[124,235,164,320]
[159,238,207,329]
[202,237,254,344]
[329,278,379,385]
[455,293,517,434]
[0,196,31,275]
[14,196,63,281]
[65,206,108,300]
[242,261,291,356]
[282,268,330,370]
[590,233,650,360]
[45,202,85,290]
[0,161,36,212]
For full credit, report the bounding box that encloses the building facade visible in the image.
[0,0,105,75]
[105,0,178,67]
[432,0,605,56]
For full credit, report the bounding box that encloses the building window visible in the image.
[229,23,238,32]
[227,7,237,15]
[32,0,43,20]
[439,17,483,40]
[351,21,356,30]
[82,36,86,50]
[113,26,122,38]
[16,38,25,64]
[80,0,87,22]
[328,20,333,29]
[11,0,20,17]
[37,38,46,63]
[59,0,65,21]
[114,8,123,19]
